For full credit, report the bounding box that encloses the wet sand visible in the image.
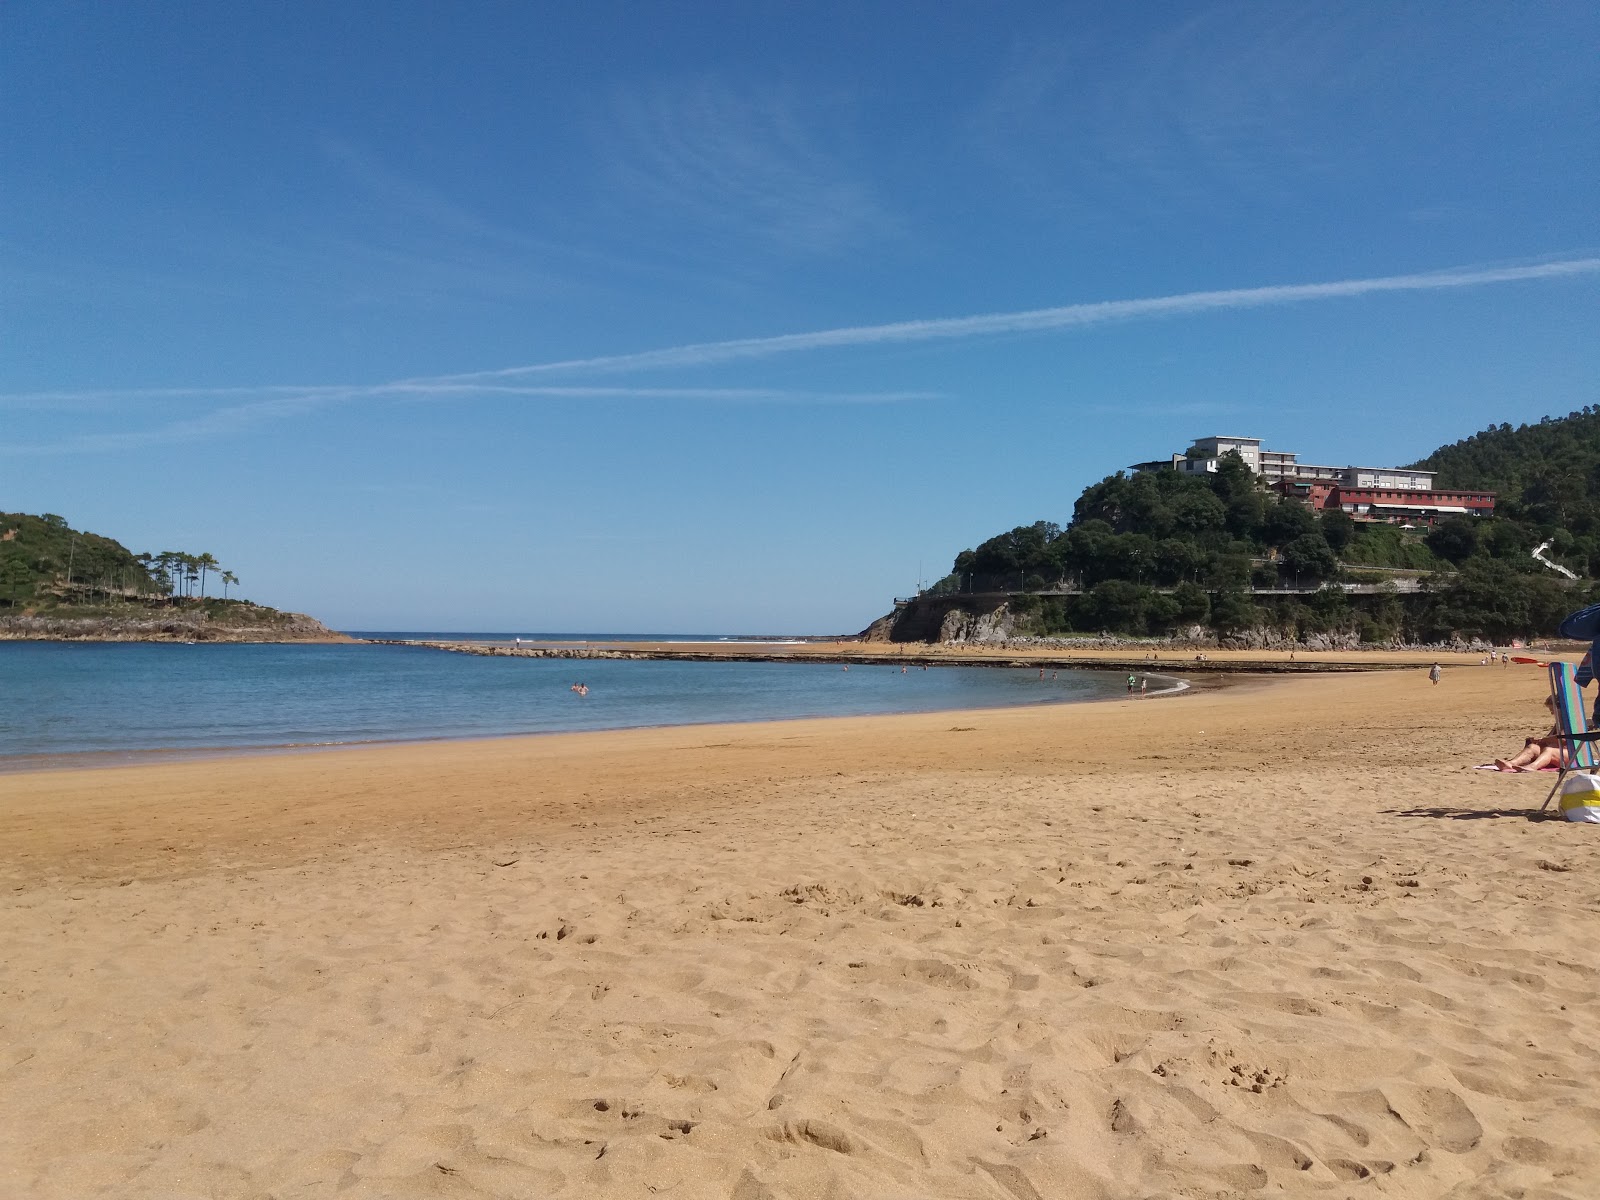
[3,661,1598,1197]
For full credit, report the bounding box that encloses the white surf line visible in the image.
[1141,675,1191,699]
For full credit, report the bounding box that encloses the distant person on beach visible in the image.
[1140,677,1147,696]
[1127,674,1136,693]
[1429,663,1442,685]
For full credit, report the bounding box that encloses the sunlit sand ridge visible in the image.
[3,665,1598,1198]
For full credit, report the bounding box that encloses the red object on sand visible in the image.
[1510,656,1547,666]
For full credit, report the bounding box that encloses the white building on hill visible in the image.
[1132,435,1436,492]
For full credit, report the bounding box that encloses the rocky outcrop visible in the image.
[0,608,348,642]
[938,604,1020,645]
[1217,626,1364,651]
[860,595,1013,643]
[862,597,1505,654]
[859,612,899,642]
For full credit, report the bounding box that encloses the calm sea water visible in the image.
[1,638,1137,764]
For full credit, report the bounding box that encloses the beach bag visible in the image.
[1557,773,1600,823]
[1558,603,1600,642]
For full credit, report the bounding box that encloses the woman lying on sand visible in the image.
[1493,697,1567,772]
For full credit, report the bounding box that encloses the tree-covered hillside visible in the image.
[0,512,241,609]
[924,409,1600,644]
[1413,405,1600,576]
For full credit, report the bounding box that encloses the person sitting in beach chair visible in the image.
[1539,660,1600,819]
[1491,696,1565,772]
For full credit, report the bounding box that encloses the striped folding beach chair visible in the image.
[1542,661,1600,813]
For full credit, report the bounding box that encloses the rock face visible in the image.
[860,595,1013,643]
[938,604,1019,645]
[859,612,899,642]
[1218,626,1364,651]
[863,597,1502,653]
[0,608,347,643]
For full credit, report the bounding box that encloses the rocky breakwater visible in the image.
[368,640,647,660]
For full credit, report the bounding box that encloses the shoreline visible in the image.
[5,639,1553,775]
[0,665,1559,885]
[0,661,1195,777]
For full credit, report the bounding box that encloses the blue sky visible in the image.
[4,1,1597,632]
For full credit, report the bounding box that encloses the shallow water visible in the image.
[2,639,1136,761]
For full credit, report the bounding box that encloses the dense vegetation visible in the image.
[0,512,242,609]
[926,409,1600,644]
[1413,406,1600,576]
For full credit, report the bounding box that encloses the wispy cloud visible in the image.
[964,5,1425,216]
[0,383,933,409]
[8,255,1596,454]
[599,78,892,258]
[3,386,935,455]
[1082,401,1254,418]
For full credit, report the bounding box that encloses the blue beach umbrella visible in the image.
[1558,603,1600,715]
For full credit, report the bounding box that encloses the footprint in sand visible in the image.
[1381,1084,1483,1153]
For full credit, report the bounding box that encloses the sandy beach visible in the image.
[4,661,1599,1198]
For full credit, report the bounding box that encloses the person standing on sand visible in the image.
[1429,663,1442,685]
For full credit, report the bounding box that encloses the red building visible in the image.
[1273,479,1495,526]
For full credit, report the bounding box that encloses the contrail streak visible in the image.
[1,386,934,454]
[4,256,1595,453]
[434,256,1600,382]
